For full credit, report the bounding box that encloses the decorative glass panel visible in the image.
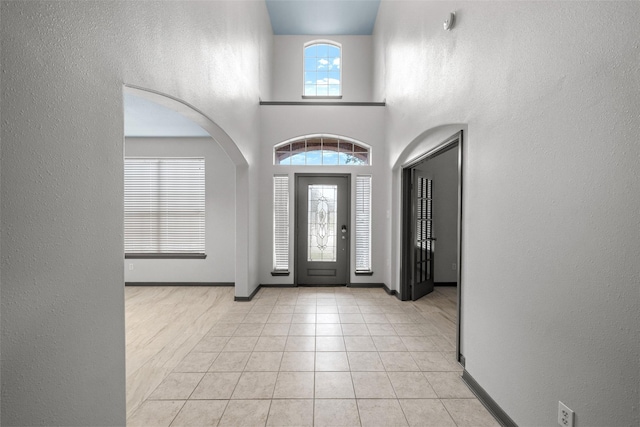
[308,185,337,262]
[274,136,370,166]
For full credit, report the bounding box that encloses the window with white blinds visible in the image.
[124,158,205,256]
[355,175,372,272]
[273,175,290,271]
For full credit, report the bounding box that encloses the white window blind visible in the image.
[355,175,372,271]
[124,158,205,255]
[273,175,290,271]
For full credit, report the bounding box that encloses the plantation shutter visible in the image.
[355,175,372,271]
[124,158,205,255]
[273,175,290,271]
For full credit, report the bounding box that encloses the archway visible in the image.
[123,85,251,299]
[391,124,466,364]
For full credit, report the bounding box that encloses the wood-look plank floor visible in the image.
[126,286,235,418]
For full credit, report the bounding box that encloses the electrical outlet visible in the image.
[558,401,574,427]
[128,263,134,271]
[452,263,457,270]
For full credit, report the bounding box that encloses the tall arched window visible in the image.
[303,41,341,97]
[274,135,370,166]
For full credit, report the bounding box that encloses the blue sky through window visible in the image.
[304,42,341,97]
[274,137,369,166]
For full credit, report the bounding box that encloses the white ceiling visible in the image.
[123,93,209,137]
[265,0,381,35]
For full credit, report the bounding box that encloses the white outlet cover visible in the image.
[558,401,574,427]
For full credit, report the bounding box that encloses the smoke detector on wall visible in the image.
[443,12,455,31]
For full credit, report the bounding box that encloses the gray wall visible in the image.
[269,35,376,102]
[414,147,458,283]
[259,106,389,286]
[375,2,639,426]
[0,1,272,425]
[125,137,235,283]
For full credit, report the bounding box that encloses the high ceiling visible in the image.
[125,1,383,135]
[265,0,381,35]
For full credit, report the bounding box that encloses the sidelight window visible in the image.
[355,175,372,272]
[273,175,290,271]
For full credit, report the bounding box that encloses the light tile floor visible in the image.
[127,286,499,426]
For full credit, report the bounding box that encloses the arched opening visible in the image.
[123,85,250,294]
[122,86,252,417]
[392,124,466,364]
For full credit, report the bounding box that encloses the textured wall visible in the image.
[270,35,376,102]
[1,1,271,425]
[375,1,640,426]
[124,137,236,284]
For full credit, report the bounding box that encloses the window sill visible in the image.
[260,101,385,107]
[355,271,374,276]
[302,95,342,100]
[271,271,290,276]
[125,253,207,259]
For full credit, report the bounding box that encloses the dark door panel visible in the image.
[296,175,349,285]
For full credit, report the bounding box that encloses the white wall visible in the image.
[125,137,235,283]
[0,4,3,422]
[0,1,272,425]
[375,2,639,426]
[415,146,458,283]
[259,106,390,287]
[269,35,376,102]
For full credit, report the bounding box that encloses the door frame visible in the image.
[294,173,351,286]
[400,131,463,362]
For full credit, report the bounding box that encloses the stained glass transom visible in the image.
[308,185,337,262]
[275,136,369,166]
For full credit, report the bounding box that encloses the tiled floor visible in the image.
[126,286,499,426]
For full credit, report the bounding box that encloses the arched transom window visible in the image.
[274,136,370,166]
[303,41,341,97]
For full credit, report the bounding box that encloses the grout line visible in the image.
[440,398,461,427]
[166,400,188,427]
[129,286,462,426]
